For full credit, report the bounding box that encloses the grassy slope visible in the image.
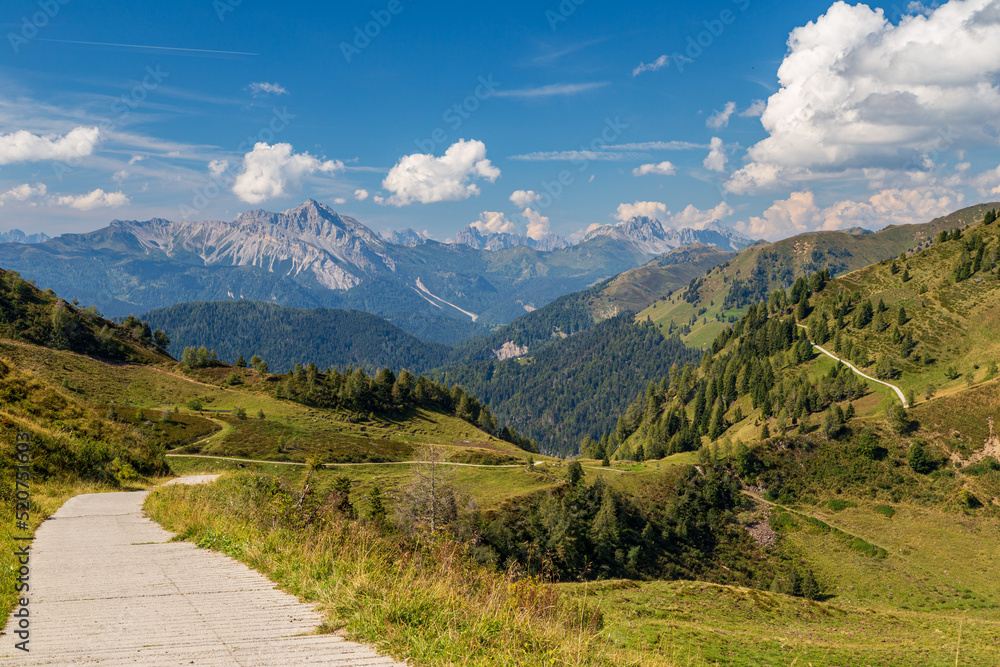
[587,244,736,318]
[560,383,1000,665]
[639,204,997,350]
[803,216,1000,407]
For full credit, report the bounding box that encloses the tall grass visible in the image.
[146,473,663,666]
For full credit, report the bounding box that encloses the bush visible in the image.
[826,499,857,512]
[874,505,896,518]
[856,430,888,460]
[186,397,204,411]
[908,442,936,474]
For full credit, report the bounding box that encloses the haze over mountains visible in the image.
[0,200,754,343]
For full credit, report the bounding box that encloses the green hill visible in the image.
[140,300,450,374]
[638,203,997,349]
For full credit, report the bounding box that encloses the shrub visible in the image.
[874,505,896,518]
[827,499,857,512]
[908,442,935,474]
[187,397,204,411]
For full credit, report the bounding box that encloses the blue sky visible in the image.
[1,0,999,242]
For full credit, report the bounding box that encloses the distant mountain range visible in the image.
[453,225,569,251]
[0,200,755,343]
[584,217,754,254]
[0,229,50,244]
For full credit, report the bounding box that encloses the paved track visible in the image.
[0,476,405,666]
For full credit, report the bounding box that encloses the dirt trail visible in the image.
[0,476,404,666]
[796,324,909,407]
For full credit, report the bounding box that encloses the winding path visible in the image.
[796,324,909,408]
[167,453,537,468]
[0,476,404,666]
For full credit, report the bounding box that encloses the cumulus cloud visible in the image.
[0,183,46,205]
[354,188,369,201]
[521,208,551,240]
[727,0,1000,194]
[333,197,347,205]
[55,189,130,210]
[249,82,288,97]
[703,137,728,172]
[632,161,676,177]
[664,202,734,230]
[632,55,669,76]
[707,102,737,129]
[0,126,100,165]
[232,142,343,204]
[615,201,668,221]
[382,139,500,206]
[471,211,517,235]
[735,187,962,239]
[510,189,542,208]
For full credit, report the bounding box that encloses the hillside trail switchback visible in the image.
[796,324,909,407]
[0,475,405,666]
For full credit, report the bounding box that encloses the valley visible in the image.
[2,205,999,666]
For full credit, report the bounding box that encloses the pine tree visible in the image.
[368,485,387,526]
[590,487,621,565]
[897,306,908,326]
[235,355,246,368]
[567,460,585,485]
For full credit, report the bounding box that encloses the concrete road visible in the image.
[0,476,406,666]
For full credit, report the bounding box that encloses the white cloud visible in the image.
[0,183,46,206]
[208,159,229,176]
[0,126,100,165]
[508,150,642,162]
[55,189,129,211]
[615,201,667,221]
[128,154,145,165]
[632,161,676,177]
[471,211,517,235]
[495,82,608,98]
[703,137,728,172]
[734,191,821,240]
[707,102,737,129]
[632,55,669,77]
[568,222,606,243]
[509,189,542,208]
[820,187,964,231]
[971,163,1000,196]
[664,202,734,230]
[354,188,369,201]
[735,187,962,240]
[232,142,343,204]
[740,100,766,117]
[249,82,288,97]
[382,139,500,206]
[727,0,1000,194]
[333,197,347,205]
[521,208,550,240]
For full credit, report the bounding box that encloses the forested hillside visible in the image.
[442,315,700,456]
[141,301,450,374]
[640,203,998,349]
